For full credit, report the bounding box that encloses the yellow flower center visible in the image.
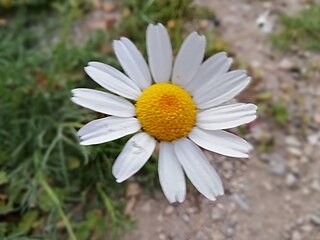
[136,83,197,142]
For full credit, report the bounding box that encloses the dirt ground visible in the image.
[122,1,320,240]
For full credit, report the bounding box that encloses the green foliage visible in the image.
[0,0,216,239]
[270,102,289,125]
[272,4,320,51]
[256,91,289,126]
[0,2,128,239]
[119,0,215,51]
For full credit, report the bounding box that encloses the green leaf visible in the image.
[14,210,38,236]
[0,222,7,235]
[67,157,80,169]
[0,201,13,215]
[271,103,289,125]
[0,171,8,185]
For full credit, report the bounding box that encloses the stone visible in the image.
[303,144,313,157]
[310,178,320,191]
[299,156,309,164]
[284,194,293,202]
[141,201,152,212]
[211,208,224,221]
[157,214,164,222]
[260,153,271,162]
[285,136,301,147]
[195,231,208,240]
[287,147,303,157]
[181,213,190,222]
[307,134,319,145]
[187,207,198,214]
[221,223,235,238]
[279,58,295,70]
[164,205,175,215]
[313,113,320,124]
[301,187,311,195]
[231,193,250,212]
[291,230,302,240]
[262,1,273,8]
[199,19,210,30]
[126,182,141,197]
[286,173,299,188]
[158,233,166,240]
[260,153,287,175]
[310,214,320,226]
[255,10,273,33]
[263,181,274,191]
[301,224,313,233]
[269,155,287,175]
[156,226,163,233]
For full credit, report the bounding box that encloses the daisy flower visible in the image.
[71,23,257,203]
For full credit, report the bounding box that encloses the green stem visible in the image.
[97,183,117,222]
[39,175,77,240]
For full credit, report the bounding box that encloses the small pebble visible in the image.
[310,214,320,226]
[285,136,301,147]
[164,205,175,215]
[187,207,198,214]
[287,147,303,157]
[222,223,235,238]
[199,19,210,30]
[310,178,320,191]
[141,201,151,213]
[231,193,250,212]
[286,173,299,188]
[181,213,190,223]
[211,208,224,221]
[279,58,295,71]
[195,231,208,240]
[301,224,313,233]
[307,134,319,145]
[291,230,302,240]
[126,182,141,197]
[158,233,166,240]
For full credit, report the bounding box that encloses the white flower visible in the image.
[72,23,257,203]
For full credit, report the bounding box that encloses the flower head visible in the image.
[72,23,257,203]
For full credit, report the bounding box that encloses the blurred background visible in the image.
[0,0,320,239]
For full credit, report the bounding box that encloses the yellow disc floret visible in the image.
[136,83,197,142]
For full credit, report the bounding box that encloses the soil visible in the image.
[121,0,320,240]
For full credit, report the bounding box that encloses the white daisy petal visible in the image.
[84,66,141,100]
[71,88,135,117]
[186,52,233,92]
[193,70,250,109]
[172,32,206,87]
[174,138,224,200]
[88,61,141,93]
[189,127,252,158]
[113,38,151,90]
[197,103,257,130]
[78,117,141,146]
[194,70,246,99]
[158,142,186,203]
[112,132,156,183]
[147,23,173,83]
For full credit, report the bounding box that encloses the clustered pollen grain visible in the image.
[136,83,197,142]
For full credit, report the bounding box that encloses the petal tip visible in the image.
[177,195,186,203]
[116,178,124,183]
[84,66,92,74]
